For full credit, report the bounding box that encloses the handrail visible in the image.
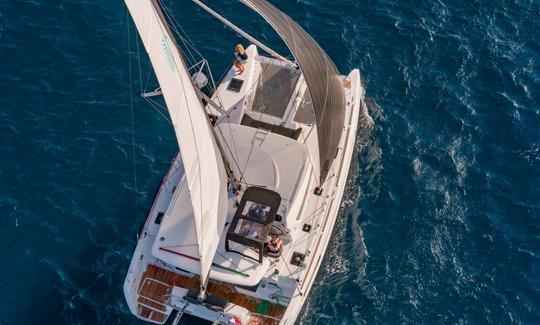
[249,312,282,321]
[249,313,281,321]
[139,301,167,315]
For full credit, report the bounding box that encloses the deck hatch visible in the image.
[154,212,164,225]
[290,252,305,267]
[227,78,244,92]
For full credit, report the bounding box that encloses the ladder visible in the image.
[253,128,270,146]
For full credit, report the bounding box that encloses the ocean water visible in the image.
[0,0,539,324]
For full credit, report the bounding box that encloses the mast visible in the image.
[125,0,229,299]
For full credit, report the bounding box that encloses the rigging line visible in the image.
[151,3,199,136]
[209,58,268,186]
[151,1,210,265]
[303,193,324,256]
[202,62,223,109]
[299,89,315,144]
[303,201,326,224]
[134,26,143,92]
[158,3,281,192]
[207,93,246,186]
[279,252,304,296]
[143,97,173,124]
[208,93,249,187]
[160,4,197,65]
[303,165,341,258]
[213,123,248,191]
[293,83,320,187]
[215,250,241,269]
[225,117,241,179]
[160,0,242,190]
[205,60,220,93]
[196,69,247,187]
[127,9,138,219]
[208,88,244,184]
[159,0,200,67]
[158,1,189,46]
[143,63,153,92]
[207,64,229,107]
[163,1,200,57]
[144,95,169,115]
[298,128,320,188]
[213,118,247,186]
[300,117,315,144]
[140,30,154,93]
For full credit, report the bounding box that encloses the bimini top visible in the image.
[226,187,281,263]
[240,0,346,183]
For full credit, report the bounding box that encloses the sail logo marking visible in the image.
[162,35,175,72]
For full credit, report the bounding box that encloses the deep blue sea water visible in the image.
[1,0,539,324]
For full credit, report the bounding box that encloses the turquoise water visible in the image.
[1,0,539,324]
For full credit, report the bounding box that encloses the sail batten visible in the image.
[239,0,346,183]
[125,0,229,293]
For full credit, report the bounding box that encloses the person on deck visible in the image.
[234,44,248,74]
[266,235,283,254]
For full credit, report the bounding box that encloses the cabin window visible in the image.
[227,78,244,93]
[242,201,271,222]
[234,219,264,240]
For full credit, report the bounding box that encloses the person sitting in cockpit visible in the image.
[266,235,283,254]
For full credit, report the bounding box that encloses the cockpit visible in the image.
[225,187,281,263]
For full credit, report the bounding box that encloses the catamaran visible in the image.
[123,0,368,324]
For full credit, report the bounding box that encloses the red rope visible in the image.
[159,247,199,261]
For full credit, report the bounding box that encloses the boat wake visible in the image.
[300,94,381,324]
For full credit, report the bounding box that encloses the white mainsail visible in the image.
[125,0,229,295]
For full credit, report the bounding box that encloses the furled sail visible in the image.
[239,0,346,183]
[125,0,229,294]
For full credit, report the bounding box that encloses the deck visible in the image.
[137,264,285,324]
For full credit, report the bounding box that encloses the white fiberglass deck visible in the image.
[151,125,308,287]
[219,124,308,201]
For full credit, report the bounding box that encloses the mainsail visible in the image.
[239,0,346,183]
[125,0,229,294]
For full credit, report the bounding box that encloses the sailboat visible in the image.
[123,0,368,324]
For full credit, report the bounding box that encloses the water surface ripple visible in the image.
[0,0,539,324]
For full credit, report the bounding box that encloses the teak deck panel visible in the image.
[137,264,285,324]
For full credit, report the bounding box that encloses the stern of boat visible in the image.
[128,263,285,325]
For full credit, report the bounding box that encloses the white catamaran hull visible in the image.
[122,0,369,324]
[123,67,365,324]
[278,69,364,324]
